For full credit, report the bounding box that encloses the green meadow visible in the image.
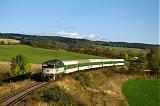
[122,80,160,106]
[0,45,100,64]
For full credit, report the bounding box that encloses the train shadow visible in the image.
[30,73,43,82]
[2,72,43,83]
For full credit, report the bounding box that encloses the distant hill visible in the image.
[0,33,158,49]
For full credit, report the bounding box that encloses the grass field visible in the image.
[122,80,160,106]
[0,45,100,64]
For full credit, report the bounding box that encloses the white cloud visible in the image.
[55,31,97,41]
[19,31,108,41]
[56,31,80,39]
[84,34,96,40]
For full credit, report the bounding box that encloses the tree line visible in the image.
[0,33,158,49]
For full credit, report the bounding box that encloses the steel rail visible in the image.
[0,82,49,106]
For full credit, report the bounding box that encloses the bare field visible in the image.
[0,62,10,80]
[0,61,41,73]
[0,39,21,44]
[0,61,10,71]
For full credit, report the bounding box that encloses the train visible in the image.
[41,59,124,80]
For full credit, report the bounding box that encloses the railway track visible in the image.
[0,82,49,106]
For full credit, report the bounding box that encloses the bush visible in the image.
[111,65,129,74]
[111,66,119,72]
[0,41,5,45]
[128,62,138,74]
[74,72,92,87]
[43,85,60,102]
[121,65,128,71]
[10,54,31,77]
[0,80,4,86]
[127,60,147,74]
[102,67,114,77]
[118,65,129,74]
[42,84,85,106]
[7,41,12,45]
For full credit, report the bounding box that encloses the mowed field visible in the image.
[122,80,160,106]
[0,38,21,44]
[0,45,100,64]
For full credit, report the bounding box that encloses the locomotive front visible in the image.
[42,59,64,80]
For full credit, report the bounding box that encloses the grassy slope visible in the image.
[22,68,145,106]
[122,80,160,106]
[0,45,100,64]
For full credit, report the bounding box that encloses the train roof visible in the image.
[62,59,124,62]
[43,58,124,65]
[62,58,124,65]
[43,59,63,65]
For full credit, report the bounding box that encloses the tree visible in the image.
[121,52,128,60]
[137,50,148,70]
[147,47,160,73]
[138,51,147,62]
[10,54,31,77]
[112,65,119,72]
[124,52,129,60]
[111,49,119,58]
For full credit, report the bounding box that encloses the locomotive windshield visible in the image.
[42,64,55,68]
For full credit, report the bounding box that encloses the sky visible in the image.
[0,0,159,44]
